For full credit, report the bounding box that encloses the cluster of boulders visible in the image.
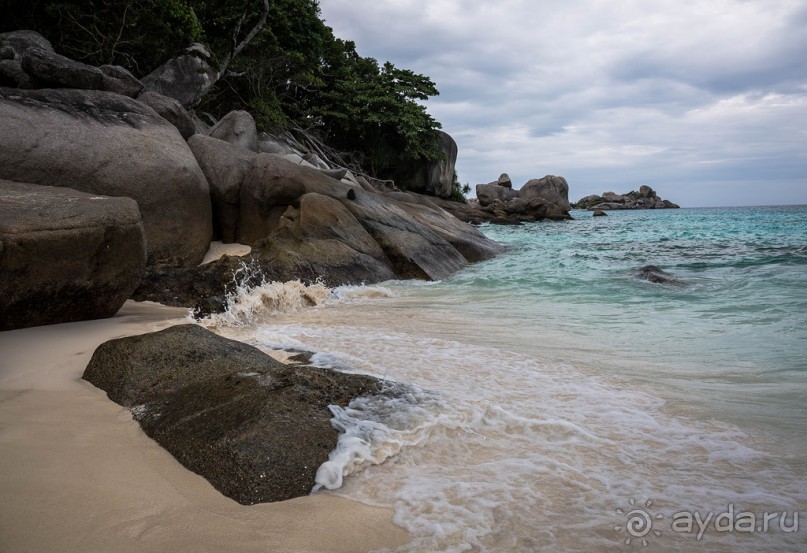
[430,173,573,225]
[574,185,680,210]
[0,29,501,330]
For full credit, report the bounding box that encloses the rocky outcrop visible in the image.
[99,65,144,98]
[136,91,195,138]
[135,143,503,308]
[83,324,393,504]
[0,88,212,266]
[476,183,519,205]
[636,265,683,285]
[141,43,217,108]
[399,130,458,198]
[20,47,104,90]
[574,186,680,210]
[188,135,258,243]
[0,181,146,330]
[470,174,573,223]
[209,110,259,152]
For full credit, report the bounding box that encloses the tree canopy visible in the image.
[0,0,443,184]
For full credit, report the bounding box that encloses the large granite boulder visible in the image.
[240,155,501,280]
[20,47,104,89]
[398,131,458,198]
[0,30,53,57]
[83,324,391,505]
[0,88,212,266]
[141,43,217,108]
[518,175,572,212]
[188,135,258,243]
[476,183,519,206]
[0,180,146,330]
[208,110,259,152]
[259,192,397,284]
[137,90,195,139]
[99,65,144,98]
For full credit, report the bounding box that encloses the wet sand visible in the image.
[0,300,409,553]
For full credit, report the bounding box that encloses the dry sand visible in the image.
[0,300,410,553]
[200,241,252,265]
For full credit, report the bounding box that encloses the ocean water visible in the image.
[202,205,807,552]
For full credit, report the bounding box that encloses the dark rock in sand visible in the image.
[0,180,146,330]
[0,88,212,266]
[636,265,681,285]
[83,324,389,505]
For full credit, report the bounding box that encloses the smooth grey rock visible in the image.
[0,30,53,57]
[0,59,36,88]
[20,47,104,89]
[519,175,572,213]
[497,173,512,188]
[0,88,212,266]
[188,135,258,243]
[639,185,656,198]
[476,183,519,206]
[137,90,195,138]
[0,180,146,330]
[141,43,217,107]
[401,131,458,198]
[100,65,144,98]
[208,110,258,152]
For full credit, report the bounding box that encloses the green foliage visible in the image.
[448,170,468,203]
[1,0,445,182]
[0,0,201,75]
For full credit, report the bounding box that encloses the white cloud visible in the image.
[319,0,807,206]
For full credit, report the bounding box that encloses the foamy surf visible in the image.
[247,305,806,553]
[195,262,396,328]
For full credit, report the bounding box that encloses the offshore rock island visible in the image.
[573,185,680,210]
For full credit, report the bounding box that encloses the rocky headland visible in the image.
[0,29,577,508]
[573,185,680,210]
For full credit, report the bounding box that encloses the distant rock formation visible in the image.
[436,174,573,225]
[574,185,679,210]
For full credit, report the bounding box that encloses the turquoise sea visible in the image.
[208,205,807,552]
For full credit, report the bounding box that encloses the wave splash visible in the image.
[197,262,395,327]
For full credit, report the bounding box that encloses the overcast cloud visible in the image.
[319,0,807,206]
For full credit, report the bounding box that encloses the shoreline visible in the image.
[0,300,410,553]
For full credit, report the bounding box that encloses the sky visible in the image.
[318,0,807,207]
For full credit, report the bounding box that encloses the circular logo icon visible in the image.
[615,498,664,546]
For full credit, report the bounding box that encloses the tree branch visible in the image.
[218,0,270,77]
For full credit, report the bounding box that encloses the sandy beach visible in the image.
[0,300,410,553]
